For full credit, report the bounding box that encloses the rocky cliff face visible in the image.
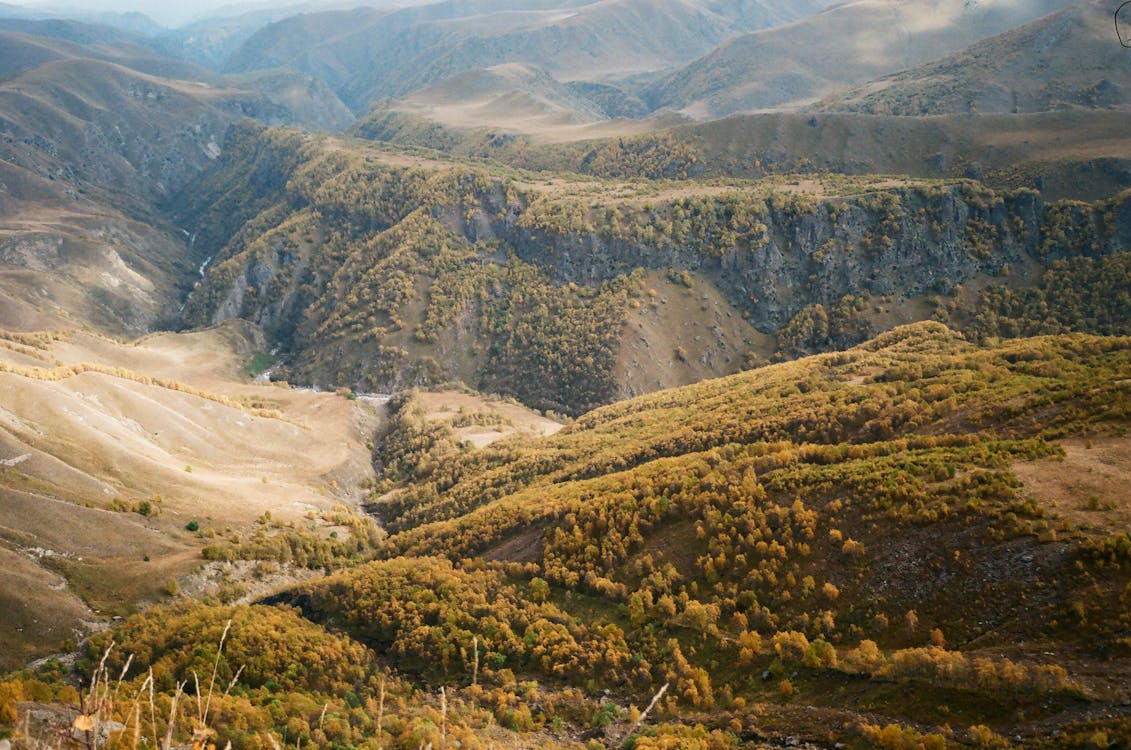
[179,124,1130,411]
[504,188,1043,331]
[0,32,354,335]
[452,179,1122,333]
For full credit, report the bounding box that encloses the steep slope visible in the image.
[0,27,353,334]
[225,0,829,114]
[0,322,383,670]
[0,19,356,130]
[645,0,1082,118]
[0,58,237,333]
[306,325,1131,744]
[4,325,1127,747]
[818,0,1131,116]
[177,123,1131,414]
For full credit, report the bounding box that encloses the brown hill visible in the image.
[0,29,352,334]
[392,62,637,136]
[0,322,382,670]
[224,0,828,113]
[676,108,1131,201]
[644,0,1082,118]
[817,0,1131,116]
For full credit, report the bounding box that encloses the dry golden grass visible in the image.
[414,390,563,448]
[0,322,382,667]
[615,270,771,397]
[0,546,93,670]
[1013,436,1131,536]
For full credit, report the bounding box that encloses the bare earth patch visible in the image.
[1013,436,1131,535]
[482,527,544,564]
[416,389,563,448]
[0,321,383,667]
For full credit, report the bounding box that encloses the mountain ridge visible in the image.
[223,0,829,113]
[643,0,1085,118]
[174,122,1131,414]
[0,25,353,333]
[816,0,1131,116]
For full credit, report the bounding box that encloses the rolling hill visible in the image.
[817,0,1131,116]
[392,62,615,134]
[223,0,830,114]
[350,321,1131,745]
[644,0,1084,118]
[6,322,1128,747]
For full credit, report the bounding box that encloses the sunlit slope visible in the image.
[279,322,1131,742]
[0,322,380,669]
[819,0,1131,116]
[645,0,1081,118]
[377,323,1131,554]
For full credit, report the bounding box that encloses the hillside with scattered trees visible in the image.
[5,324,1128,748]
[2,3,1130,748]
[176,123,1131,414]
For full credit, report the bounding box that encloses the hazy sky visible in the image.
[16,0,322,27]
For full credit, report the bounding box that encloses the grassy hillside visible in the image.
[5,324,1129,747]
[297,323,1131,744]
[223,0,827,115]
[642,0,1081,118]
[392,62,610,134]
[818,1,1131,117]
[0,322,383,670]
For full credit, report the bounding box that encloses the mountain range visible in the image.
[0,19,352,333]
[643,0,1086,117]
[819,1,1131,116]
[0,0,1129,746]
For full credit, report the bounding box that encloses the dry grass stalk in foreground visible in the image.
[10,622,238,750]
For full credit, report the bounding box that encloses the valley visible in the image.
[0,0,1129,747]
